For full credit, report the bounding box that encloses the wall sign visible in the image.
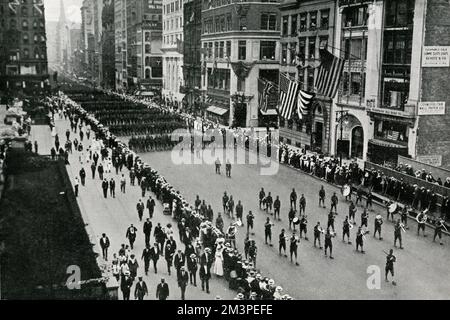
[416,155,442,167]
[422,46,450,67]
[418,101,446,115]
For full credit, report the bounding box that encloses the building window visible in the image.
[291,14,297,36]
[208,42,213,58]
[145,44,151,54]
[219,41,224,58]
[299,14,307,32]
[383,31,412,64]
[308,37,316,59]
[290,42,297,64]
[385,0,414,27]
[342,72,349,95]
[22,20,28,30]
[226,41,231,58]
[237,77,245,92]
[307,69,314,90]
[23,48,29,59]
[344,38,367,60]
[344,5,367,27]
[350,72,361,95]
[23,33,29,44]
[299,37,306,59]
[260,41,276,60]
[319,36,328,50]
[238,40,246,60]
[309,11,317,30]
[145,68,151,79]
[374,119,408,143]
[226,14,232,31]
[282,16,288,36]
[281,43,288,65]
[320,9,329,29]
[214,42,219,58]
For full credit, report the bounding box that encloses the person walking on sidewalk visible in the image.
[79,168,86,186]
[74,176,80,197]
[102,178,109,198]
[120,174,126,193]
[109,178,116,198]
[99,233,110,261]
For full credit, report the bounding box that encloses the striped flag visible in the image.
[278,73,299,120]
[297,90,315,120]
[314,49,345,99]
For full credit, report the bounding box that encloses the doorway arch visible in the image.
[351,126,364,159]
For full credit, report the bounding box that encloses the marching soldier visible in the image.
[355,226,365,253]
[289,233,299,266]
[385,249,397,286]
[361,208,369,228]
[274,196,281,221]
[327,211,336,233]
[313,222,323,249]
[279,229,287,257]
[319,185,326,208]
[394,219,404,249]
[400,206,409,230]
[264,217,274,246]
[331,192,338,213]
[259,188,266,210]
[290,188,297,210]
[349,201,357,224]
[342,216,352,244]
[137,199,145,221]
[288,207,296,230]
[299,215,308,240]
[246,211,254,235]
[417,210,428,237]
[299,194,306,215]
[249,240,258,267]
[374,215,383,240]
[324,228,335,259]
[433,219,446,245]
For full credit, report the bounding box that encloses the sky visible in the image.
[44,0,83,23]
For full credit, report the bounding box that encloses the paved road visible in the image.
[131,147,450,300]
[31,119,236,300]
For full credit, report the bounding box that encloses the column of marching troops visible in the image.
[48,92,293,300]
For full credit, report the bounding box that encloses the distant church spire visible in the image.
[59,0,67,24]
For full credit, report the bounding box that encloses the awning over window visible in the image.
[368,139,408,149]
[207,106,229,116]
[260,108,278,116]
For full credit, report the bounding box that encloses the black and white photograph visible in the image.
[0,0,449,307]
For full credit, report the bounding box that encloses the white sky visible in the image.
[44,0,83,23]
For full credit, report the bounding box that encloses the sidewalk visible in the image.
[31,119,236,300]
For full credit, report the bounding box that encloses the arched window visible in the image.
[23,48,29,58]
[22,20,28,29]
[34,34,38,43]
[34,47,40,59]
[33,20,38,29]
[23,33,29,44]
[145,68,151,79]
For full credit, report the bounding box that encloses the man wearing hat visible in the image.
[156,278,170,300]
[200,248,212,293]
[174,249,186,280]
[120,271,133,300]
[187,253,198,286]
[178,266,189,300]
[134,276,148,300]
[126,224,138,249]
[374,215,383,240]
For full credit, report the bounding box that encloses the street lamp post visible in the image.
[335,106,349,167]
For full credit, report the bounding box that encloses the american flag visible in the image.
[297,90,315,120]
[278,73,299,120]
[315,49,345,99]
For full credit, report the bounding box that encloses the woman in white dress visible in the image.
[213,245,224,277]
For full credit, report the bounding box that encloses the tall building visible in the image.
[278,0,336,153]
[182,0,202,114]
[101,0,115,89]
[114,0,127,91]
[0,0,49,93]
[56,0,70,72]
[81,0,97,79]
[201,0,280,127]
[126,0,163,93]
[162,0,184,109]
[330,0,450,169]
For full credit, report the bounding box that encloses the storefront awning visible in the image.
[207,106,229,116]
[369,139,408,149]
[260,108,278,116]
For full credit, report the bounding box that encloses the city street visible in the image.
[132,148,450,300]
[31,118,236,300]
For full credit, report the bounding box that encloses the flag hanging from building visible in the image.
[278,73,299,120]
[9,0,20,14]
[34,0,44,15]
[258,79,277,113]
[314,49,345,99]
[297,90,315,120]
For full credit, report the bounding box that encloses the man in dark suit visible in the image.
[173,249,186,280]
[156,278,169,300]
[142,245,152,275]
[143,218,152,247]
[109,178,116,198]
[126,224,138,249]
[178,266,189,300]
[120,271,133,300]
[200,248,212,293]
[137,199,145,221]
[134,276,148,300]
[99,233,110,261]
[187,253,198,286]
[101,178,108,198]
[150,242,159,273]
[146,196,156,218]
